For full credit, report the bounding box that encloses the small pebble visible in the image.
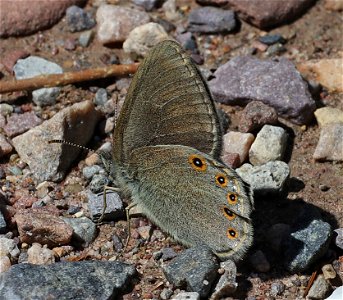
[66,5,95,33]
[313,123,343,162]
[82,165,103,180]
[334,228,343,250]
[0,255,11,273]
[89,174,109,193]
[259,34,286,45]
[133,0,161,11]
[222,131,255,165]
[0,103,14,116]
[94,88,108,106]
[307,275,332,299]
[249,125,288,165]
[239,101,278,133]
[27,243,55,265]
[270,281,285,296]
[314,107,343,127]
[79,30,94,47]
[321,264,336,280]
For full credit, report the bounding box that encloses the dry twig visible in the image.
[0,63,139,94]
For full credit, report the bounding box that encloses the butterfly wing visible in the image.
[126,145,254,261]
[113,40,222,165]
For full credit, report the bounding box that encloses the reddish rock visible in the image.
[12,196,37,209]
[222,152,241,169]
[3,111,42,137]
[226,0,316,29]
[0,50,30,74]
[0,134,13,157]
[0,0,87,37]
[15,209,73,247]
[239,101,278,133]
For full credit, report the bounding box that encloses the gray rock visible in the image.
[249,250,270,273]
[133,0,162,11]
[62,217,97,246]
[334,228,343,250]
[13,56,63,106]
[87,190,124,221]
[173,292,200,300]
[307,275,332,300]
[96,5,150,44]
[66,5,95,32]
[283,217,332,272]
[78,30,94,47]
[270,281,285,296]
[82,165,104,180]
[89,174,110,193]
[160,288,173,299]
[259,34,286,45]
[266,43,287,56]
[210,260,237,299]
[154,247,177,261]
[12,101,101,183]
[313,123,343,162]
[188,7,236,33]
[176,31,198,53]
[163,245,219,298]
[123,22,169,57]
[94,88,108,106]
[0,237,20,260]
[209,56,316,125]
[0,261,136,299]
[236,161,290,195]
[0,211,6,233]
[249,125,288,165]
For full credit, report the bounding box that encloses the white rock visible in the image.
[123,22,170,57]
[0,237,20,259]
[0,255,11,273]
[249,125,288,165]
[96,5,150,44]
[27,243,55,265]
[314,107,343,127]
[324,286,343,300]
[172,292,200,300]
[313,123,343,162]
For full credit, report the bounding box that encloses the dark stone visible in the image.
[162,245,219,298]
[188,7,237,33]
[282,208,332,272]
[209,56,316,125]
[66,5,95,32]
[0,210,6,233]
[133,0,163,11]
[0,261,136,299]
[259,34,286,45]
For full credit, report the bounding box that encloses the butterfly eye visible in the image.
[227,192,238,205]
[215,174,228,187]
[222,206,235,221]
[227,228,238,239]
[188,154,207,171]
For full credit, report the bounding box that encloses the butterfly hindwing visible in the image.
[127,145,253,261]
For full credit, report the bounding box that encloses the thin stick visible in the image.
[0,63,139,93]
[304,270,317,297]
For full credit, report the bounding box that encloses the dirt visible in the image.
[0,0,342,299]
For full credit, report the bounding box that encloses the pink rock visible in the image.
[0,0,87,37]
[222,131,255,165]
[239,101,278,133]
[226,0,316,29]
[222,152,241,169]
[96,5,150,44]
[3,111,42,137]
[0,50,30,74]
[15,209,73,247]
[0,133,13,157]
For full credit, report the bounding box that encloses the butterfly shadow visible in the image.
[233,188,341,298]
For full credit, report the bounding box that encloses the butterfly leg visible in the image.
[123,202,137,252]
[97,185,121,224]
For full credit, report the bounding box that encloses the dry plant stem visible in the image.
[304,270,317,297]
[0,63,139,93]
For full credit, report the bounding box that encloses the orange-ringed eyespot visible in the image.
[188,154,207,171]
[227,228,238,239]
[215,174,228,187]
[227,192,238,204]
[222,206,235,221]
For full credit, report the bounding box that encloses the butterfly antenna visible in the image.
[48,139,94,152]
